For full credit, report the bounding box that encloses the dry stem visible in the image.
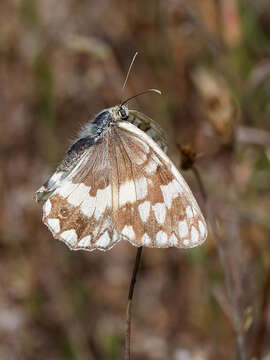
[124,247,143,360]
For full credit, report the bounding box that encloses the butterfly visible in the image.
[35,54,207,252]
[35,100,207,252]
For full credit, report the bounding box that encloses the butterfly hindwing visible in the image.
[39,137,118,251]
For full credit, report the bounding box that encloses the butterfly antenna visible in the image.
[120,52,139,104]
[121,89,162,106]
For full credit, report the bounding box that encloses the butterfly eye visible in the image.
[119,107,128,120]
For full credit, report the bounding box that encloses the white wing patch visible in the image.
[95,231,111,248]
[138,201,151,222]
[94,186,112,220]
[47,218,61,233]
[152,203,166,224]
[156,231,168,246]
[78,235,91,247]
[61,229,78,246]
[44,200,52,216]
[178,220,188,238]
[119,181,136,206]
[135,177,148,200]
[122,225,135,240]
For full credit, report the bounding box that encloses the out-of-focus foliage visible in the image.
[0,0,270,359]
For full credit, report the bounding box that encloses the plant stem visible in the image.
[124,247,143,360]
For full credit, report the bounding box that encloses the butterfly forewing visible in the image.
[109,121,207,248]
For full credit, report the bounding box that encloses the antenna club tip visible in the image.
[149,89,162,95]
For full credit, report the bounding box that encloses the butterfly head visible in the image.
[110,104,129,122]
[110,88,161,123]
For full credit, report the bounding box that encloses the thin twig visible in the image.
[124,247,143,360]
[191,166,246,360]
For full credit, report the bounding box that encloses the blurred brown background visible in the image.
[1,0,270,359]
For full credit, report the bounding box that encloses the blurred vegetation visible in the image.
[0,0,270,359]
